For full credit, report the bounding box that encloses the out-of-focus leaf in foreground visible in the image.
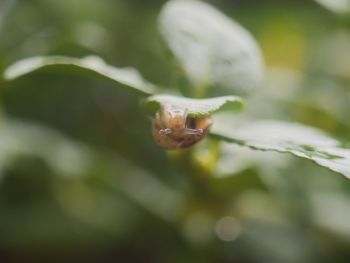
[144,94,243,116]
[0,119,184,220]
[159,0,263,96]
[0,120,92,178]
[211,115,350,178]
[3,56,156,96]
[314,0,350,14]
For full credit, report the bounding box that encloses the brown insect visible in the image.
[152,104,212,149]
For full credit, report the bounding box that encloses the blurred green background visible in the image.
[0,0,350,262]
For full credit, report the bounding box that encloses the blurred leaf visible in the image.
[310,192,350,238]
[3,56,157,96]
[144,94,243,117]
[211,116,350,178]
[0,119,92,178]
[104,158,184,222]
[0,119,185,221]
[0,0,15,30]
[159,0,263,97]
[314,0,350,14]
[215,143,291,178]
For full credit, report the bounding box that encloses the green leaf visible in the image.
[144,94,243,117]
[159,0,263,96]
[211,116,350,178]
[314,0,350,14]
[3,55,156,96]
[0,120,92,177]
[0,0,15,30]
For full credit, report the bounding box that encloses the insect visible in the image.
[152,104,212,149]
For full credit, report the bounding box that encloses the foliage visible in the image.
[1,0,350,262]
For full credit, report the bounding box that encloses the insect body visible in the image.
[152,105,212,149]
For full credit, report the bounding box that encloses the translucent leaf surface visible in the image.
[144,94,243,117]
[211,116,350,178]
[159,0,263,96]
[3,56,156,96]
